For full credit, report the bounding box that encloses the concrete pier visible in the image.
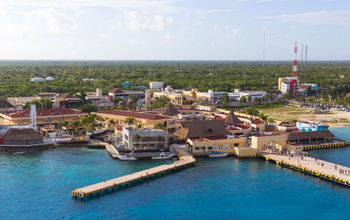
[71,155,196,200]
[260,152,350,187]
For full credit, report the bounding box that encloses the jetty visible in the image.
[260,152,350,187]
[71,154,196,200]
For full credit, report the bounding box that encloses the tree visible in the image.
[76,92,87,104]
[24,98,52,110]
[136,124,143,129]
[111,97,123,104]
[239,96,247,104]
[258,112,268,122]
[79,104,97,114]
[267,118,275,123]
[125,116,135,125]
[154,122,165,129]
[247,95,252,103]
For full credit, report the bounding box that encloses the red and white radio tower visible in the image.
[292,41,298,77]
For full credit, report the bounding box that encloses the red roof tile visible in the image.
[6,108,83,118]
[98,110,169,120]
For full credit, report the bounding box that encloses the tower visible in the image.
[30,104,37,131]
[305,45,308,64]
[292,41,298,77]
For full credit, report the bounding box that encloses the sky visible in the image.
[0,0,349,60]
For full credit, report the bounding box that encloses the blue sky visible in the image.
[0,0,349,60]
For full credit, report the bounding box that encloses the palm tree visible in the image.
[258,113,268,122]
[125,116,135,125]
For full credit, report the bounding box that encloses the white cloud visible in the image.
[124,10,174,32]
[0,7,79,37]
[98,32,112,40]
[129,38,140,45]
[164,35,172,43]
[232,28,240,36]
[259,10,350,26]
[36,8,78,34]
[0,0,175,8]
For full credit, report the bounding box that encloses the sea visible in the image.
[1,127,350,220]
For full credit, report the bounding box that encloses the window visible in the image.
[214,145,220,150]
[234,143,239,147]
[208,146,213,150]
[195,147,200,151]
[200,147,206,151]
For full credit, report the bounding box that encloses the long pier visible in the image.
[260,152,350,187]
[71,155,196,200]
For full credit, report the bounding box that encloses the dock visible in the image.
[71,154,196,200]
[87,139,119,159]
[260,152,350,187]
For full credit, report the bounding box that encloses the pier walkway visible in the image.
[88,139,119,159]
[72,153,196,199]
[260,152,350,187]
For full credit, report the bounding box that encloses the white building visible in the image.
[278,77,299,94]
[196,90,226,103]
[228,90,267,102]
[150,82,164,90]
[86,88,103,105]
[122,127,169,151]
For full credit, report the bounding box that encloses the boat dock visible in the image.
[87,139,119,159]
[301,141,346,151]
[260,152,350,187]
[71,154,196,200]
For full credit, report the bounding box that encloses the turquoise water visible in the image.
[0,127,350,219]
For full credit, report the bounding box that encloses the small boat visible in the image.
[209,151,228,158]
[119,154,137,161]
[152,152,173,160]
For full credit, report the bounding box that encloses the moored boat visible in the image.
[209,151,228,158]
[152,152,174,160]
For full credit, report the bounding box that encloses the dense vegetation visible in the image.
[0,61,349,98]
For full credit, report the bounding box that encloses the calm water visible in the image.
[1,127,350,219]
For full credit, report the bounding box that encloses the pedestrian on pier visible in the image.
[322,163,324,167]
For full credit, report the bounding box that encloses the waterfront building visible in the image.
[0,128,43,146]
[122,126,169,151]
[287,130,335,145]
[108,88,144,101]
[173,119,230,140]
[0,108,87,126]
[97,110,177,130]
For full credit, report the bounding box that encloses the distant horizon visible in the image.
[0,59,350,62]
[0,0,350,60]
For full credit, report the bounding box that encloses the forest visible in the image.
[0,61,349,98]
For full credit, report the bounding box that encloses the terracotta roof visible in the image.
[2,128,42,141]
[59,93,80,101]
[225,111,242,124]
[0,99,14,108]
[287,130,335,141]
[6,108,83,118]
[110,88,124,94]
[345,93,350,98]
[98,110,169,120]
[173,119,230,139]
[162,103,179,116]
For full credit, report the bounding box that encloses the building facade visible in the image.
[122,127,169,151]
